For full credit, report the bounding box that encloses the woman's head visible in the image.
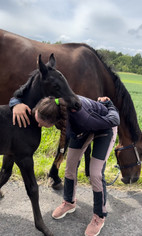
[34,96,68,168]
[34,96,67,128]
[34,96,68,161]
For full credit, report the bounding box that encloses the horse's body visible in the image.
[0,29,142,185]
[0,29,106,104]
[0,53,81,236]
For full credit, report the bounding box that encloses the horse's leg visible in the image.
[15,156,53,236]
[0,154,14,198]
[84,144,91,177]
[48,136,69,190]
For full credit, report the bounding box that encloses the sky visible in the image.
[0,0,142,56]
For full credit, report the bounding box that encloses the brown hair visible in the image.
[34,96,68,168]
[35,97,61,124]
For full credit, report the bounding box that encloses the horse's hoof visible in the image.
[47,172,50,178]
[0,190,4,199]
[52,182,63,190]
[37,226,54,236]
[44,228,54,236]
[48,177,63,190]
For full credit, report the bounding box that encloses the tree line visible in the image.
[97,49,142,75]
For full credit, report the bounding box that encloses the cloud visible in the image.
[0,0,142,55]
[58,35,71,42]
[128,24,142,38]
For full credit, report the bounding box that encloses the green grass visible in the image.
[0,72,142,189]
[118,72,142,128]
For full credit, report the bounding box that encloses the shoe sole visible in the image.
[85,222,104,236]
[52,207,76,220]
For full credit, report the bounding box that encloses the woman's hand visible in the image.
[13,103,31,128]
[97,96,110,102]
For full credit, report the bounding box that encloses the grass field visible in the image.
[118,72,142,128]
[1,72,142,189]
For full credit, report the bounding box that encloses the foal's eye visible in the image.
[59,73,63,78]
[53,83,60,90]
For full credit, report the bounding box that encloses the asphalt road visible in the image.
[0,181,142,236]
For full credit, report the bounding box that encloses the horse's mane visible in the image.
[14,69,39,98]
[81,43,141,142]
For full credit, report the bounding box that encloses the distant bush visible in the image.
[97,49,142,75]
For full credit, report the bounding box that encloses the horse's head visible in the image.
[38,53,81,111]
[115,137,142,184]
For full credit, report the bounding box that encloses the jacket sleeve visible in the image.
[101,100,120,127]
[85,100,120,131]
[9,97,22,109]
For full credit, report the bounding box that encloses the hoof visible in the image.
[48,177,63,190]
[47,172,50,179]
[52,182,63,190]
[0,190,4,199]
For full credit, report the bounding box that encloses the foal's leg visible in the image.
[48,147,64,190]
[15,156,53,236]
[0,154,14,198]
[48,136,69,190]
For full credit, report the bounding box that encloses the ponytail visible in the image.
[54,98,68,168]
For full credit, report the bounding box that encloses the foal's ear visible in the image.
[38,54,48,76]
[48,53,56,68]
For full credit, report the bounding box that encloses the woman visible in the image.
[31,95,120,236]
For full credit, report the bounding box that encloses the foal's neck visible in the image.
[23,77,43,109]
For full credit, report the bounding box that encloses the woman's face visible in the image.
[35,110,54,128]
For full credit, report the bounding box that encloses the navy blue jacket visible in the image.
[67,96,120,137]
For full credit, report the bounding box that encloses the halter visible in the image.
[115,143,141,169]
[106,143,141,186]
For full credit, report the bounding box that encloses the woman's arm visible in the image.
[12,103,31,128]
[98,96,120,126]
[9,77,33,127]
[9,97,31,128]
[85,97,120,131]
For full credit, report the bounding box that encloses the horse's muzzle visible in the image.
[121,176,139,184]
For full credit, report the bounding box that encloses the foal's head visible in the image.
[38,53,81,111]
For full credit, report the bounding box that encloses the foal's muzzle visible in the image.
[74,100,82,111]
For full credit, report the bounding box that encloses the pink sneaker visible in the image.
[52,200,76,219]
[85,214,105,236]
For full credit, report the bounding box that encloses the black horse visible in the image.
[0,53,81,236]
